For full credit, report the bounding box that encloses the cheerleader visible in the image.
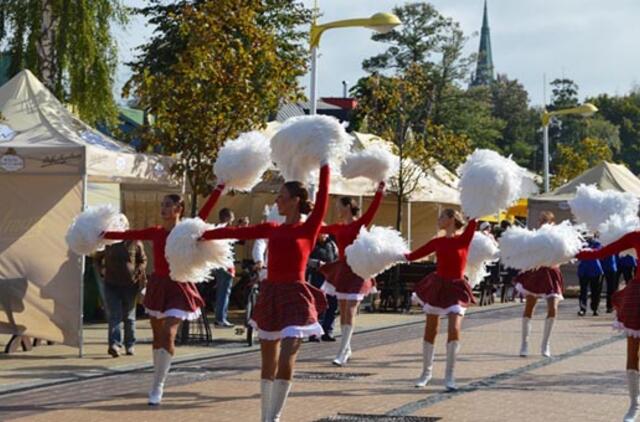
[515,211,564,358]
[200,163,329,422]
[577,231,640,422]
[102,184,224,406]
[319,181,385,366]
[404,209,477,390]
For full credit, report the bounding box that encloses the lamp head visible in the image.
[577,103,598,117]
[366,12,401,33]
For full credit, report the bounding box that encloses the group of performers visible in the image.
[66,116,640,422]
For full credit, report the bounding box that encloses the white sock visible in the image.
[270,379,292,422]
[260,379,273,422]
[541,318,555,357]
[625,369,639,422]
[445,340,460,391]
[520,317,531,357]
[415,341,435,387]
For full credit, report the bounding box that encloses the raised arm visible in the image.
[459,219,478,247]
[355,181,385,228]
[197,183,225,220]
[577,231,640,260]
[103,227,156,241]
[405,238,441,262]
[201,222,273,241]
[304,164,330,231]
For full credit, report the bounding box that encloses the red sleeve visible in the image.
[197,184,225,220]
[304,164,330,231]
[355,181,385,227]
[405,238,441,262]
[201,223,274,241]
[320,224,340,236]
[577,232,640,260]
[103,227,157,241]
[459,219,477,247]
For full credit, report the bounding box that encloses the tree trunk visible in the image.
[36,0,59,92]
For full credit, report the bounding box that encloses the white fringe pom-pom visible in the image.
[458,149,538,219]
[597,213,640,257]
[340,145,397,182]
[265,203,285,224]
[165,218,235,283]
[465,232,500,288]
[568,184,639,231]
[499,221,584,271]
[345,226,409,280]
[271,115,352,182]
[66,205,129,255]
[213,131,271,191]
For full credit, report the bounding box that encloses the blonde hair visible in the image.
[539,211,555,225]
[443,208,465,230]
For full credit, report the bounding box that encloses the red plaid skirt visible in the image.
[514,267,564,299]
[251,280,328,334]
[143,274,204,319]
[413,272,477,314]
[319,259,374,297]
[612,277,640,335]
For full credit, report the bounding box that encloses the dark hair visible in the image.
[443,208,465,230]
[284,181,312,214]
[539,211,555,225]
[219,207,234,222]
[164,194,185,218]
[339,196,360,217]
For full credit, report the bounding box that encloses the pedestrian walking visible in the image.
[307,232,339,342]
[577,237,603,317]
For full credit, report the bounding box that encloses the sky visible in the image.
[115,0,640,107]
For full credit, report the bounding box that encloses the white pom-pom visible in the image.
[597,213,640,257]
[265,203,285,224]
[459,149,538,218]
[569,184,639,231]
[465,232,500,288]
[340,145,397,182]
[345,226,409,280]
[271,115,352,182]
[165,218,235,283]
[499,221,583,271]
[66,205,129,255]
[213,131,271,191]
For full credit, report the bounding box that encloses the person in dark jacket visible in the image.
[306,232,338,341]
[94,239,147,357]
[577,238,603,316]
[601,244,619,314]
[618,254,638,285]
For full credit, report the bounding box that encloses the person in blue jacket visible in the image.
[600,244,619,314]
[577,237,604,316]
[618,253,638,285]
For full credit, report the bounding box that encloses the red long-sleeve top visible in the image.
[202,165,330,283]
[577,231,640,261]
[321,181,385,259]
[404,219,478,279]
[102,184,225,277]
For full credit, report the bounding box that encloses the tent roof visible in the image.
[0,70,175,184]
[533,162,640,202]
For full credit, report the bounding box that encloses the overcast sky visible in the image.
[115,0,640,107]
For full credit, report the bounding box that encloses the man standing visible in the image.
[577,237,603,317]
[213,208,235,327]
[601,246,618,315]
[94,237,147,357]
[307,232,339,342]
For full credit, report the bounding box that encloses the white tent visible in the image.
[0,70,176,353]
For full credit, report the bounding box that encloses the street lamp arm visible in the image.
[310,13,401,48]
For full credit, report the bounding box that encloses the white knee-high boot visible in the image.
[270,379,292,422]
[415,341,435,387]
[333,324,354,366]
[541,318,555,357]
[444,341,460,391]
[148,348,172,405]
[520,317,532,357]
[261,379,273,422]
[624,370,640,422]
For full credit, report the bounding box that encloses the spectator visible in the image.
[94,236,147,357]
[600,241,618,314]
[307,232,339,342]
[213,208,235,328]
[618,254,637,285]
[577,237,604,316]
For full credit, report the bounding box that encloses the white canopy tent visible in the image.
[0,70,176,354]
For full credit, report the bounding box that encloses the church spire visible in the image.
[471,0,494,87]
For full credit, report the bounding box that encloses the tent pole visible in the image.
[79,174,88,358]
[407,201,412,248]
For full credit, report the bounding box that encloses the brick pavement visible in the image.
[0,300,628,422]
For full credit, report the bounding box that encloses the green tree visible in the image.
[124,0,310,216]
[554,137,612,187]
[0,0,127,126]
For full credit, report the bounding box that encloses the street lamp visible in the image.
[309,12,401,115]
[541,102,598,192]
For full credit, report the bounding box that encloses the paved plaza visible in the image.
[0,300,628,421]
